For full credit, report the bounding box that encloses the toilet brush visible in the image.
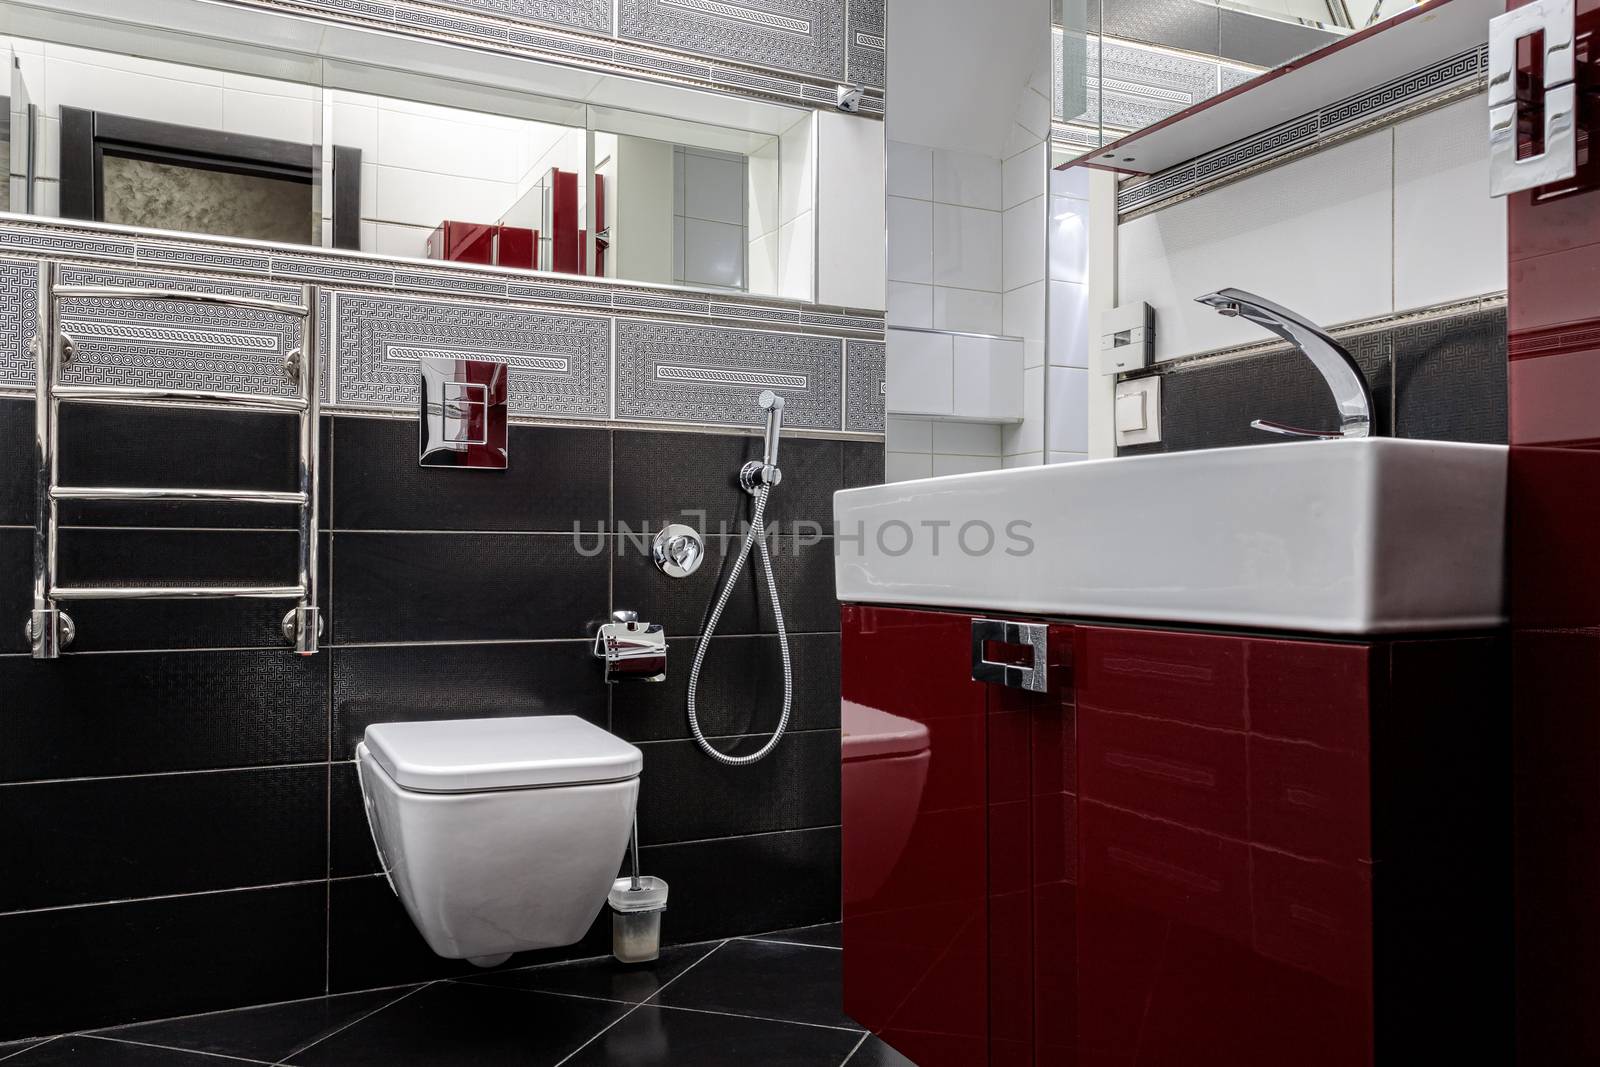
[609,818,668,963]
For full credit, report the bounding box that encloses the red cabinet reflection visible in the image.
[842,607,1508,1065]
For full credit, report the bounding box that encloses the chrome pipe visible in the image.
[51,487,308,505]
[52,285,310,317]
[290,284,323,655]
[29,261,66,658]
[52,385,308,412]
[51,584,306,601]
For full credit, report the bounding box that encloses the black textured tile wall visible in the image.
[613,533,837,638]
[0,883,326,1042]
[332,417,610,532]
[1118,309,1506,456]
[842,440,886,489]
[330,640,605,758]
[636,729,841,844]
[0,397,31,523]
[611,633,841,742]
[0,649,327,782]
[612,429,842,531]
[640,827,842,942]
[332,532,608,643]
[0,528,31,653]
[0,764,326,910]
[329,762,379,878]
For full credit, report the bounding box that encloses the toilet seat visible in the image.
[364,715,643,793]
[357,715,643,964]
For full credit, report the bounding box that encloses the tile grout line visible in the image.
[550,939,732,1067]
[79,1032,277,1064]
[840,1031,871,1064]
[0,1038,51,1063]
[271,982,430,1065]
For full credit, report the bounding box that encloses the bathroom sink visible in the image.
[834,438,1507,635]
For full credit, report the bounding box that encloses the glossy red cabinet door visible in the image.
[842,605,990,1066]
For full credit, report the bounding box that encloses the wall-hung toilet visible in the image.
[356,715,643,967]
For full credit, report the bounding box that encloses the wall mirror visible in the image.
[1050,0,1431,162]
[0,0,818,300]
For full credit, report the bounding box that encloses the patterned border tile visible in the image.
[617,0,845,81]
[1115,44,1488,217]
[334,291,610,416]
[615,319,843,429]
[843,338,883,433]
[847,0,885,89]
[417,0,611,34]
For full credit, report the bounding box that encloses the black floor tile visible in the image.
[564,1005,861,1067]
[285,983,629,1066]
[744,922,842,949]
[101,988,408,1063]
[845,1034,918,1066]
[459,941,718,1003]
[649,939,854,1029]
[3,1036,256,1065]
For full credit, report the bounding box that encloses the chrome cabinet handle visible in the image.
[1489,0,1577,197]
[971,619,1049,693]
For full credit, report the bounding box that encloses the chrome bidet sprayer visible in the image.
[686,391,794,766]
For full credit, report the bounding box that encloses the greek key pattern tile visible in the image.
[417,0,612,33]
[844,338,884,433]
[1117,44,1488,217]
[618,0,845,80]
[615,320,842,429]
[50,266,314,400]
[333,292,609,417]
[848,0,884,88]
[0,259,39,388]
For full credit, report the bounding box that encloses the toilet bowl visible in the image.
[357,715,642,966]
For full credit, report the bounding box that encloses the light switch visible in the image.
[1113,376,1161,448]
[1115,391,1146,433]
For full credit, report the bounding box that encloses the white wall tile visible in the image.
[1048,280,1089,367]
[886,328,954,416]
[778,114,816,227]
[1048,195,1089,283]
[816,111,886,309]
[932,203,1002,291]
[1015,86,1050,141]
[1004,451,1043,468]
[933,421,1003,456]
[1046,367,1089,453]
[1047,451,1088,464]
[887,416,934,453]
[887,281,934,328]
[933,287,1004,335]
[1117,128,1395,362]
[933,453,1004,476]
[1003,196,1046,292]
[375,165,517,229]
[886,452,935,482]
[777,210,815,301]
[952,335,1024,421]
[377,107,521,183]
[369,220,433,259]
[44,56,225,130]
[221,89,318,144]
[1003,280,1046,344]
[682,149,747,226]
[681,217,746,289]
[1003,141,1046,210]
[887,140,933,200]
[1393,94,1507,309]
[1003,364,1045,455]
[888,195,934,284]
[933,148,1002,210]
[329,98,379,156]
[1050,165,1090,200]
[748,230,779,294]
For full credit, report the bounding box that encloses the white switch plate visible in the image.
[1114,376,1161,447]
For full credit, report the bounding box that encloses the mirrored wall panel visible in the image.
[0,0,818,301]
[1051,0,1431,160]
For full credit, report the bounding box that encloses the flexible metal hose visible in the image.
[685,483,792,766]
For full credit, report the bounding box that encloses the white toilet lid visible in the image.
[364,715,643,793]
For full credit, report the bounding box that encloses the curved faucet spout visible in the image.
[1195,288,1373,439]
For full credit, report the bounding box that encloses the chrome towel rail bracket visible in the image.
[26,261,323,659]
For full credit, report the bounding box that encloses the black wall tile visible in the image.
[636,730,840,844]
[331,532,607,644]
[0,528,30,653]
[640,827,841,942]
[0,883,325,1040]
[332,417,610,532]
[330,640,605,759]
[329,762,379,878]
[1392,310,1509,444]
[613,430,842,532]
[612,633,841,743]
[842,441,885,490]
[326,875,610,992]
[614,534,838,638]
[0,398,30,525]
[0,649,327,782]
[0,764,326,910]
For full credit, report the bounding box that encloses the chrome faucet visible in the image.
[738,390,785,493]
[1195,288,1372,440]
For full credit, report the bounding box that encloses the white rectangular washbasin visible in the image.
[833,438,1507,635]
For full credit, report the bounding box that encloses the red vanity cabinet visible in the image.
[842,605,1509,1066]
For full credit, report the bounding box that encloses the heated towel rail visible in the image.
[26,262,322,659]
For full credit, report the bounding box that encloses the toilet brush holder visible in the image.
[609,876,668,963]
